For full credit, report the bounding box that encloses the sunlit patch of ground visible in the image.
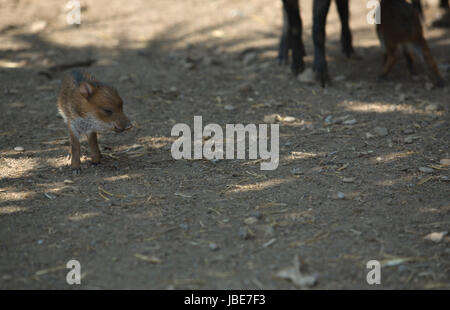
[0,205,27,215]
[371,151,418,164]
[68,211,100,221]
[227,177,294,193]
[374,176,416,187]
[0,190,34,202]
[339,101,443,116]
[0,157,39,179]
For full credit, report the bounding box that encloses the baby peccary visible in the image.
[58,70,132,174]
[377,0,446,87]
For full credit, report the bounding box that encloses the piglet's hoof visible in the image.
[377,74,388,83]
[435,79,447,88]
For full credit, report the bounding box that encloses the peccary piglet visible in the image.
[377,0,446,87]
[57,70,132,174]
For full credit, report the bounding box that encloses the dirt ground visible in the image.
[0,0,449,289]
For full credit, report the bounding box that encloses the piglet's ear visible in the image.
[79,82,95,99]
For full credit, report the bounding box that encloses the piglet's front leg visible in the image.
[69,130,81,175]
[88,132,101,165]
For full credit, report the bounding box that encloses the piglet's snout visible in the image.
[114,116,132,133]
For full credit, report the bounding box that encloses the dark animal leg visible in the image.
[313,0,332,87]
[402,47,418,76]
[379,46,399,80]
[417,38,446,87]
[411,0,423,17]
[279,0,306,75]
[335,0,354,57]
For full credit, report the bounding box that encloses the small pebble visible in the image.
[291,168,303,175]
[419,167,433,174]
[249,210,262,219]
[343,119,357,125]
[238,227,252,240]
[244,217,258,225]
[425,103,443,112]
[337,192,346,200]
[283,116,296,123]
[2,275,12,281]
[373,127,388,137]
[119,75,131,82]
[224,104,235,111]
[403,128,414,134]
[14,146,25,152]
[404,136,414,144]
[209,243,219,251]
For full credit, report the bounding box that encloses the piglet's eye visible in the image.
[103,108,113,115]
